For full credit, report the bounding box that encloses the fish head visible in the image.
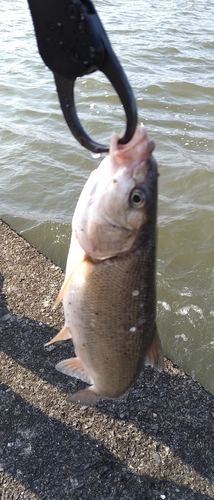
[72,125,158,260]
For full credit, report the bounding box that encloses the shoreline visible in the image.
[1,219,214,499]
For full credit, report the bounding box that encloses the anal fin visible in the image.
[56,357,93,385]
[44,325,72,347]
[144,325,164,372]
[67,387,99,406]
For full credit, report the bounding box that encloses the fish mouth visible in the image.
[111,125,155,171]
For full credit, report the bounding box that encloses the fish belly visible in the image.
[63,237,157,400]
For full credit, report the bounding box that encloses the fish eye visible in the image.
[129,188,147,208]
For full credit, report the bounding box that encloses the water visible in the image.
[0,0,213,393]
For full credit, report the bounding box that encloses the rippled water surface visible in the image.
[0,0,214,393]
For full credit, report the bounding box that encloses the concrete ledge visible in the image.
[0,219,214,499]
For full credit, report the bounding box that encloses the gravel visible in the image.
[0,219,214,500]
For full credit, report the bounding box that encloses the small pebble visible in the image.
[153,452,161,463]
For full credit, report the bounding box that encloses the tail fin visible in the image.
[67,386,99,406]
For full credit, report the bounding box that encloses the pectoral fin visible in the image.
[67,387,99,406]
[144,326,164,372]
[54,233,86,308]
[54,267,77,308]
[44,325,72,346]
[56,357,93,385]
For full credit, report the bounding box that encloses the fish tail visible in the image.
[144,325,164,372]
[67,386,99,406]
[44,325,72,346]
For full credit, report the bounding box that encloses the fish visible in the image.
[45,125,163,405]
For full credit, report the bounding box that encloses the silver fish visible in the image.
[46,125,163,405]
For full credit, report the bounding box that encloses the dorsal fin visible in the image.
[144,326,164,372]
